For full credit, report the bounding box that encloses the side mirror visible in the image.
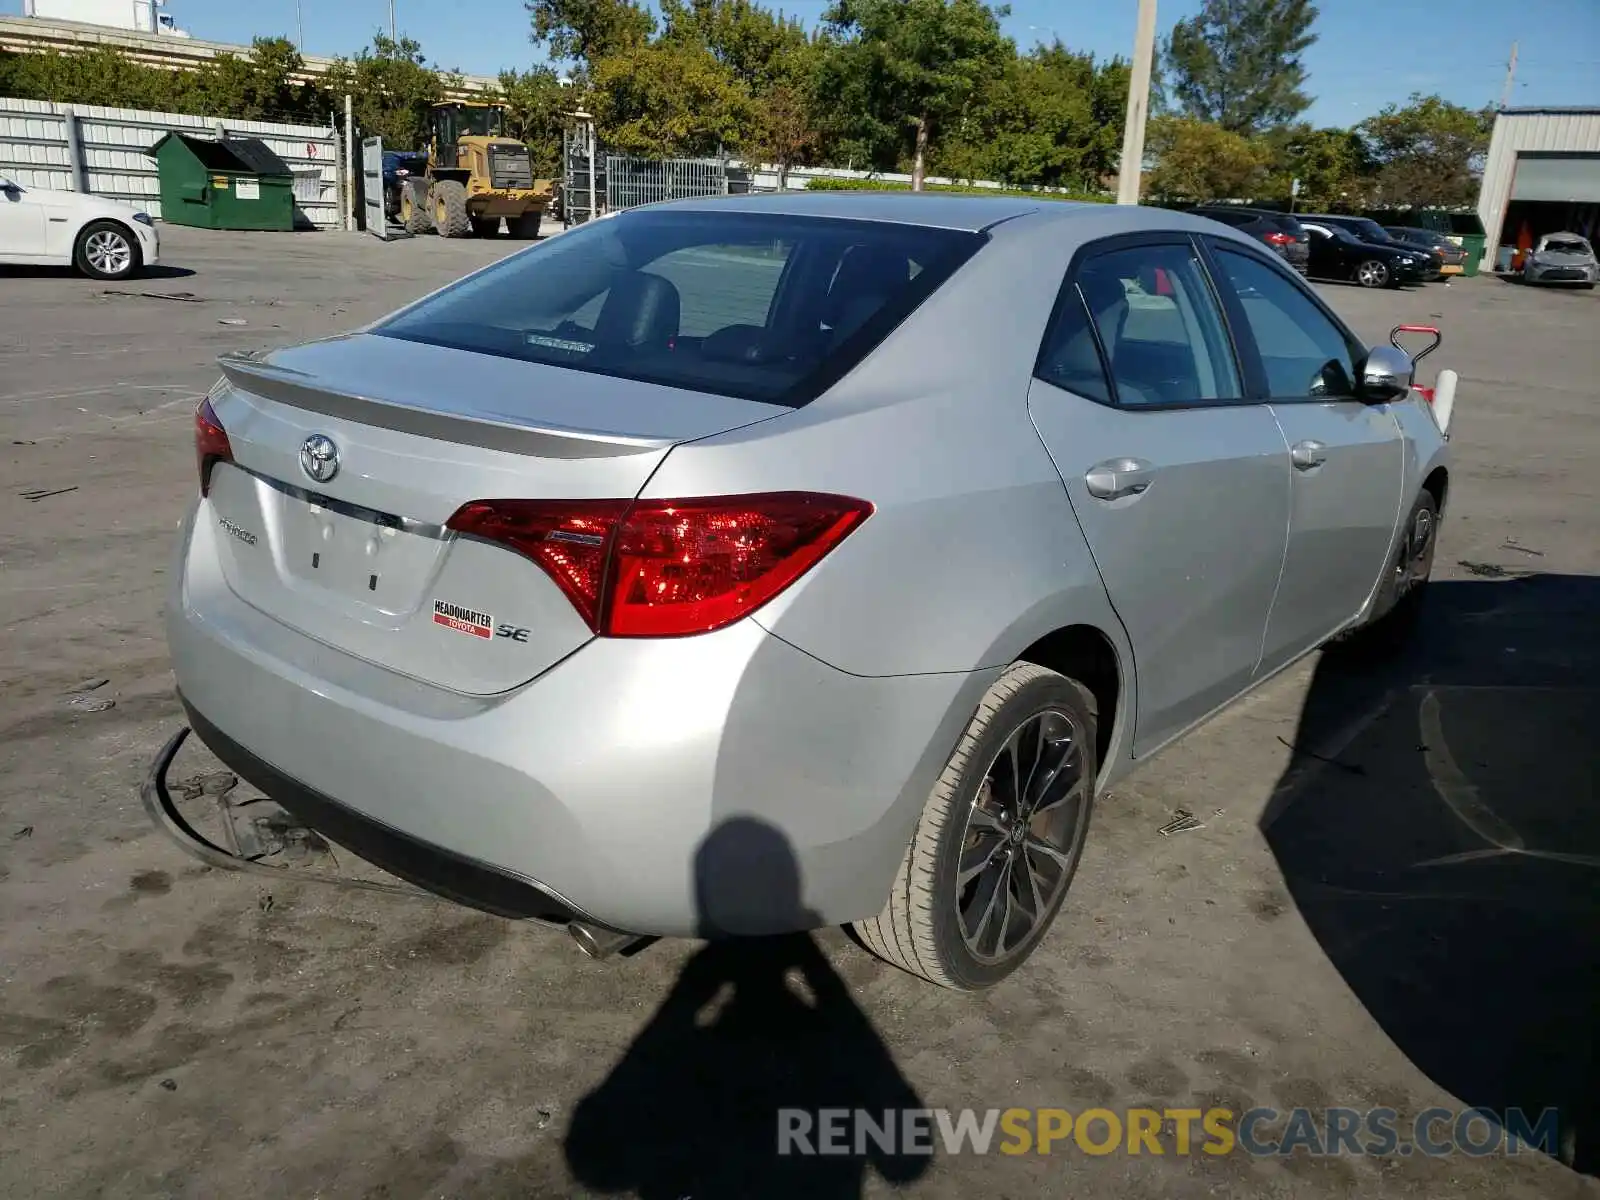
[1359,344,1414,403]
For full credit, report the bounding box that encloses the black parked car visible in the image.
[1192,206,1310,274]
[1297,218,1433,288]
[380,150,431,221]
[1300,213,1444,280]
[1385,226,1470,276]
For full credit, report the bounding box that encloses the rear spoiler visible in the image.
[217,352,673,461]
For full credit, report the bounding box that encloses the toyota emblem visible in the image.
[299,433,340,484]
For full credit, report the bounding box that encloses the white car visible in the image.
[0,175,161,280]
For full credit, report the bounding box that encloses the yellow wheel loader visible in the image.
[397,102,554,239]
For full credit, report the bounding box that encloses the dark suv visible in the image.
[1192,206,1310,274]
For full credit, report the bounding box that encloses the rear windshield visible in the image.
[1268,215,1305,235]
[375,209,985,407]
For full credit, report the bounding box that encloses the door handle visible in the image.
[1085,457,1155,501]
[1290,439,1328,470]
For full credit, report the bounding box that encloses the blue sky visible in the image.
[9,0,1599,126]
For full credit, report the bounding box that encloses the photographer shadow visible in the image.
[1261,573,1600,1174]
[564,816,930,1199]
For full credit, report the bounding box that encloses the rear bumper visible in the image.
[168,503,994,937]
[1274,245,1310,274]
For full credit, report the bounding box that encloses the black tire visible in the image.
[510,212,543,239]
[1355,259,1391,289]
[852,662,1098,991]
[1328,487,1439,655]
[469,216,500,238]
[400,186,431,236]
[431,181,471,238]
[74,219,141,281]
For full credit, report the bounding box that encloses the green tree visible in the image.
[1269,123,1372,208]
[495,65,572,175]
[322,34,444,149]
[1146,113,1271,200]
[0,45,198,110]
[591,38,751,157]
[1359,93,1492,208]
[816,0,1012,189]
[1163,0,1318,135]
[526,0,655,66]
[659,0,811,91]
[193,38,324,122]
[746,80,821,184]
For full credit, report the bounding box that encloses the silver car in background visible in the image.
[161,194,1451,991]
[1521,232,1598,288]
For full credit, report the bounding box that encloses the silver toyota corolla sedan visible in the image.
[159,193,1451,990]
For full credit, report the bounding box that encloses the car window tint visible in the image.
[375,211,984,407]
[644,242,790,336]
[1036,284,1114,405]
[1214,249,1357,399]
[1074,244,1241,407]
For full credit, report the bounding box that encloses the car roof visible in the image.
[631,190,1246,240]
[1192,205,1287,217]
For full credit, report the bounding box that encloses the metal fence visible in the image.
[0,97,342,228]
[605,154,728,210]
[557,137,1105,226]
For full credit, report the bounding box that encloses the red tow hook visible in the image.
[1390,324,1441,403]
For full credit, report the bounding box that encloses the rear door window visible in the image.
[377,211,984,407]
[1044,242,1242,408]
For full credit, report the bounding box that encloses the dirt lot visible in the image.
[2,225,1597,1199]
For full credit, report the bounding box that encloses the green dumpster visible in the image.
[148,132,297,232]
[1456,232,1486,277]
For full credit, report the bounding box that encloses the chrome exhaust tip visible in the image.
[568,921,648,960]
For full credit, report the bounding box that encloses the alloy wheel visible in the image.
[955,707,1091,965]
[85,230,132,276]
[1394,504,1434,599]
[1357,260,1389,288]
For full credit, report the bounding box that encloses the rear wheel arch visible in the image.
[1015,623,1123,770]
[1422,465,1449,514]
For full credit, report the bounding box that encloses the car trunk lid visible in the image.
[202,333,785,694]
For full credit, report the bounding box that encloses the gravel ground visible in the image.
[1,224,1596,1199]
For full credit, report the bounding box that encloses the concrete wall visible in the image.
[1478,107,1600,265]
[0,96,342,226]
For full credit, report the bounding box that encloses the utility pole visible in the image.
[1117,0,1158,205]
[1498,40,1518,110]
[389,0,397,40]
[295,0,303,49]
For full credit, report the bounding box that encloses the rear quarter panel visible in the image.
[640,209,1135,686]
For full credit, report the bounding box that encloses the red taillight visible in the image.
[195,396,233,497]
[445,498,630,629]
[1264,231,1295,246]
[446,492,874,638]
